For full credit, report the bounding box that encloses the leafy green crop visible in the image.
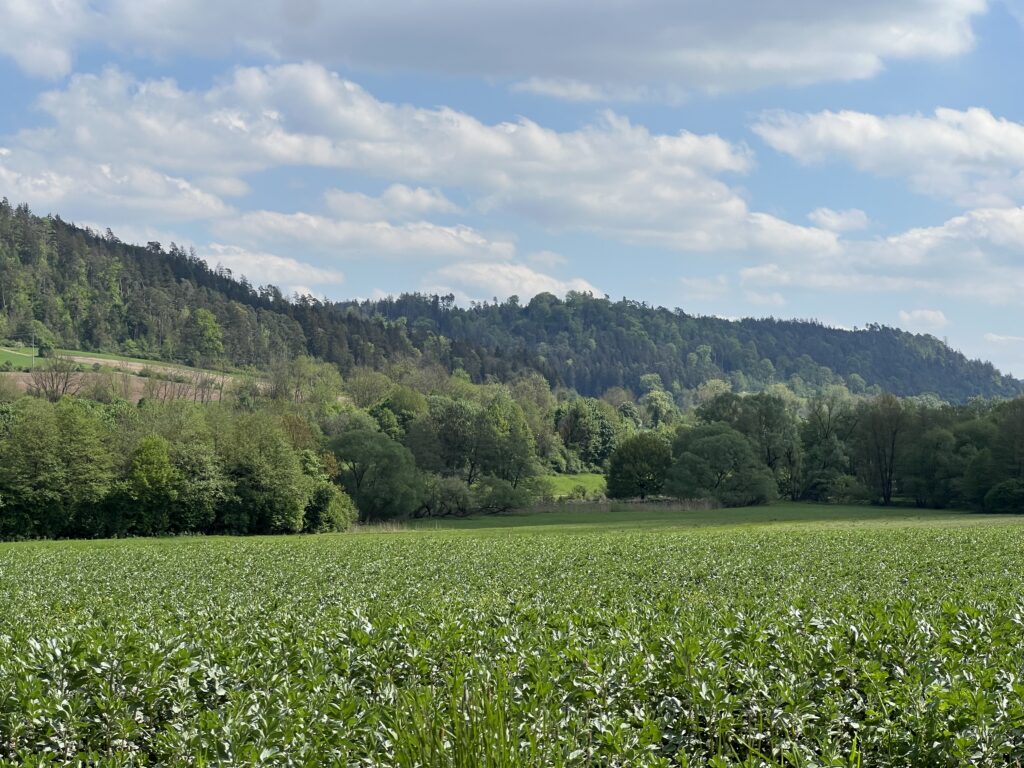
[2,521,1024,765]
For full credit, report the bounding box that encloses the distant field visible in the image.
[544,471,607,498]
[1,345,239,379]
[0,347,35,368]
[3,503,1024,764]
[405,501,1005,532]
[53,348,231,376]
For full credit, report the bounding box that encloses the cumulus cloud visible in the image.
[754,107,1024,206]
[0,0,987,95]
[898,309,950,331]
[429,261,601,301]
[0,149,231,221]
[808,207,870,232]
[324,185,460,221]
[216,211,516,261]
[9,64,833,255]
[0,0,91,77]
[739,206,1024,305]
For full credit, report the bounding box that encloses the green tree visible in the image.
[121,435,178,535]
[186,308,224,367]
[477,391,537,487]
[369,386,428,437]
[299,451,357,532]
[854,395,910,505]
[665,423,776,507]
[903,427,961,509]
[220,413,308,534]
[270,355,343,415]
[799,387,857,501]
[606,432,672,500]
[556,398,618,470]
[330,428,422,521]
[0,398,64,537]
[169,437,228,533]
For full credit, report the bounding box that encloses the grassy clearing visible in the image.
[0,347,36,368]
[3,506,1024,765]
[544,472,607,498]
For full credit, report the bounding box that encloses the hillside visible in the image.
[1,199,1020,402]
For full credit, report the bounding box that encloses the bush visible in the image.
[419,475,473,517]
[303,483,358,532]
[984,480,1024,514]
[473,476,532,514]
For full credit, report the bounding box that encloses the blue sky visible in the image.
[2,1,1024,374]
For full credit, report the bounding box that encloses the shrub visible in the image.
[984,480,1024,514]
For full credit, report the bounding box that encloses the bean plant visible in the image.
[2,523,1024,765]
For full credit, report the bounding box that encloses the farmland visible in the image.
[3,506,1024,765]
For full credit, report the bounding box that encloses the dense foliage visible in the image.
[4,518,1024,765]
[607,389,1024,511]
[0,397,356,538]
[2,200,1018,402]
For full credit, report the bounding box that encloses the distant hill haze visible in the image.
[1,199,1020,403]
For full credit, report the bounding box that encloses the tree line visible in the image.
[2,199,1019,404]
[0,350,625,538]
[2,350,1023,540]
[607,389,1024,513]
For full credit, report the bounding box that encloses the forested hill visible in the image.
[1,200,1020,403]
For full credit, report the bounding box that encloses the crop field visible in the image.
[3,508,1024,766]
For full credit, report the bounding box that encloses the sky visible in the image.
[2,2,1024,375]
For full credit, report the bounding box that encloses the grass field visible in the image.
[544,472,607,498]
[3,504,1024,765]
[405,501,1002,532]
[0,346,242,383]
[0,346,36,368]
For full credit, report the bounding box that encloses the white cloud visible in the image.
[0,149,231,221]
[216,211,515,261]
[201,244,344,291]
[324,185,460,221]
[754,107,1024,206]
[0,0,987,95]
[985,332,1024,343]
[10,64,833,255]
[739,206,1024,305]
[0,0,90,78]
[512,79,611,103]
[430,261,600,301]
[898,309,949,331]
[808,207,870,232]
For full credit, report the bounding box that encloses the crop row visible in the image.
[2,526,1024,765]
